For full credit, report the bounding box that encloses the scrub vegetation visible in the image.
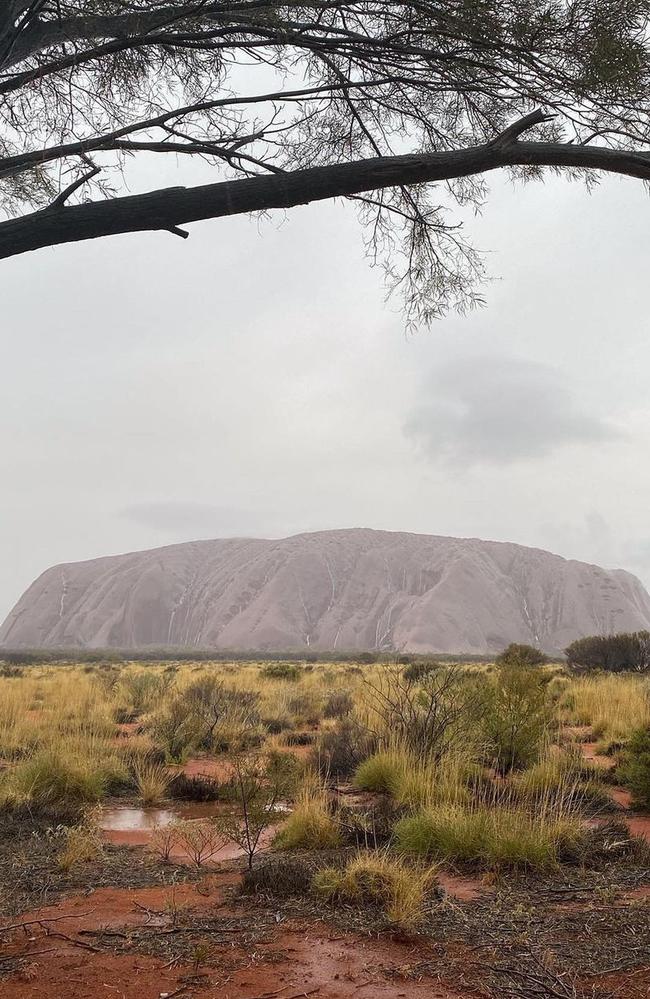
[0,651,649,934]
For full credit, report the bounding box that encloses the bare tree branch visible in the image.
[3,116,650,261]
[0,1,649,320]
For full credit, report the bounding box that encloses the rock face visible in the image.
[2,529,650,655]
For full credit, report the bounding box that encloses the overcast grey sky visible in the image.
[2,155,649,620]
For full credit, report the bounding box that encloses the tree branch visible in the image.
[1,121,650,261]
[47,163,101,209]
[490,108,556,146]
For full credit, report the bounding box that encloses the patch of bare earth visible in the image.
[0,875,469,999]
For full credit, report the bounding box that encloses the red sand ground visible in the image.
[581,742,616,769]
[1,879,468,999]
[4,738,650,999]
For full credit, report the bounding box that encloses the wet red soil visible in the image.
[436,872,487,901]
[609,787,633,808]
[581,742,616,769]
[172,757,234,781]
[623,812,650,839]
[568,739,650,843]
[1,879,468,999]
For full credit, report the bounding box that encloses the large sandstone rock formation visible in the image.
[2,529,650,654]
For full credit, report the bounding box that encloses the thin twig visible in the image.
[0,910,95,934]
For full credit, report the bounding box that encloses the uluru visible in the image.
[2,528,650,655]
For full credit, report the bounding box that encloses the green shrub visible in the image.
[496,644,547,667]
[261,662,302,681]
[482,665,551,773]
[618,726,650,808]
[565,631,650,672]
[287,691,321,726]
[402,660,439,683]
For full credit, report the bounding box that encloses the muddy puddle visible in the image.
[99,800,232,834]
[98,801,282,861]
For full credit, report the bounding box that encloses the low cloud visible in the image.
[404,356,621,467]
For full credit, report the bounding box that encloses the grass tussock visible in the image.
[134,761,172,805]
[561,675,650,742]
[276,786,341,850]
[313,851,437,929]
[58,818,104,871]
[0,750,107,816]
[394,804,585,871]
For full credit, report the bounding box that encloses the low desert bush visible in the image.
[172,819,228,867]
[262,713,294,734]
[402,660,439,683]
[617,726,650,808]
[311,718,376,780]
[150,821,181,862]
[313,852,437,929]
[496,644,547,667]
[241,856,322,896]
[261,662,302,682]
[286,691,322,727]
[323,689,354,719]
[167,772,221,801]
[146,698,200,762]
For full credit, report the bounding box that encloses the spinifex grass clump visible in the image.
[313,851,437,930]
[354,748,475,808]
[512,750,611,813]
[276,785,341,850]
[354,751,402,795]
[560,675,650,744]
[0,750,108,818]
[134,761,172,805]
[394,803,584,871]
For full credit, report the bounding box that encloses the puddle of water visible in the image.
[98,800,243,833]
[99,807,177,832]
[98,802,281,861]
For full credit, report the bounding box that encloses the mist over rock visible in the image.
[2,529,650,655]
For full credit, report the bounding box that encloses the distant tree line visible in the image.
[565,631,650,673]
[0,646,492,667]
